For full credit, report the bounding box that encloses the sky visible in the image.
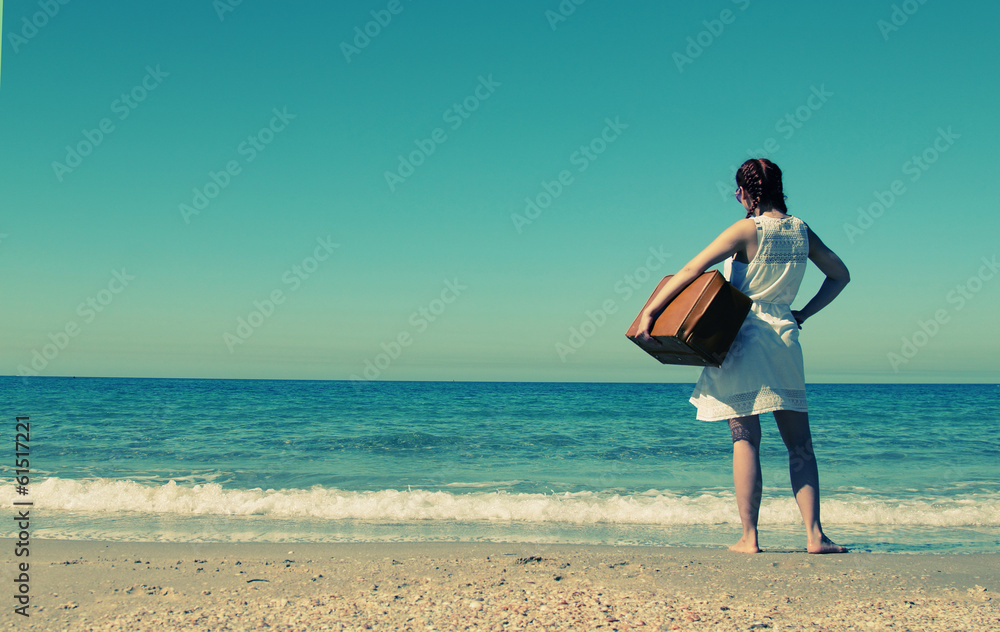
[1,0,998,383]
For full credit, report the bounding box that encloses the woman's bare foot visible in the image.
[807,535,848,554]
[729,535,762,553]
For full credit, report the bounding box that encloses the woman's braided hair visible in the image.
[736,158,788,218]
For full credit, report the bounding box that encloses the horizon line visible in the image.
[3,375,997,386]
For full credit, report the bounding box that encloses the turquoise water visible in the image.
[2,377,998,551]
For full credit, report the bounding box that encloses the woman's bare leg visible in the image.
[728,415,763,553]
[773,410,847,553]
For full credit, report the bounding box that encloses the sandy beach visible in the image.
[4,539,997,631]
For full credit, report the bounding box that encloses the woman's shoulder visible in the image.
[720,217,758,236]
[784,215,810,240]
[791,215,812,235]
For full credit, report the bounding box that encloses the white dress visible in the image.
[689,215,810,421]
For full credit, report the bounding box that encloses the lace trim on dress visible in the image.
[754,218,808,264]
[694,386,808,421]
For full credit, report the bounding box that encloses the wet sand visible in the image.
[5,539,998,630]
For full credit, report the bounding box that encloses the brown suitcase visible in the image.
[625,270,752,367]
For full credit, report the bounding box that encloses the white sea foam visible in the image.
[442,480,526,488]
[8,479,999,527]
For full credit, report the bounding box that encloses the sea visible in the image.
[2,378,998,553]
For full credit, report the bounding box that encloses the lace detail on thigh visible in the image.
[728,416,761,446]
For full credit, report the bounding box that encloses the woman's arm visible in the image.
[791,226,850,327]
[635,219,756,346]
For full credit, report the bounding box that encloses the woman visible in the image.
[635,159,850,554]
